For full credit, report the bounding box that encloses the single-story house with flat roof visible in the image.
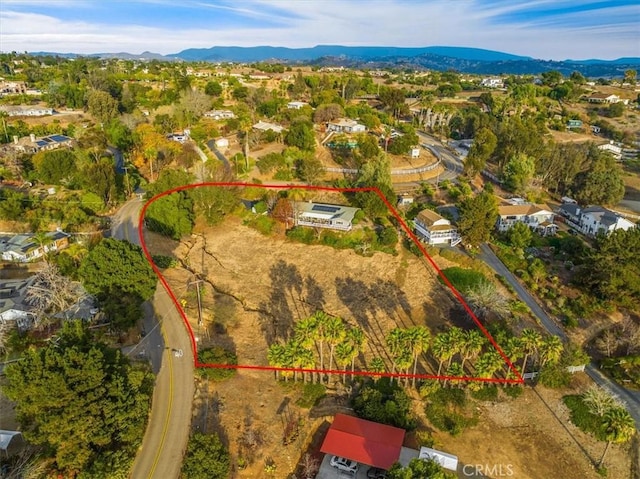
[294,202,359,231]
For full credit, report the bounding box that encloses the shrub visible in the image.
[286,226,315,244]
[563,395,607,441]
[197,347,238,381]
[537,364,571,388]
[296,383,327,408]
[470,385,499,401]
[440,267,488,292]
[353,377,417,430]
[424,388,477,436]
[502,386,524,399]
[249,215,276,236]
[152,254,178,269]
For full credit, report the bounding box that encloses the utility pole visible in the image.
[188,277,205,327]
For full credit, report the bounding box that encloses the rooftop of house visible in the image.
[415,208,449,227]
[294,202,359,222]
[328,118,363,127]
[497,204,552,217]
[0,231,70,256]
[253,120,284,133]
[588,92,617,99]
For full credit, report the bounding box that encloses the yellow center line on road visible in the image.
[148,330,174,479]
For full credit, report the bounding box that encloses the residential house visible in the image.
[0,105,53,117]
[414,209,461,246]
[293,202,359,231]
[567,119,583,129]
[253,120,284,134]
[496,204,557,236]
[326,118,366,134]
[204,109,235,120]
[597,141,623,160]
[214,138,229,150]
[480,77,504,88]
[587,93,620,104]
[559,204,636,237]
[0,278,36,330]
[10,133,73,154]
[0,81,27,95]
[0,230,70,263]
[287,101,308,110]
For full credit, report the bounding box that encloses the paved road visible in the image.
[417,131,465,183]
[112,198,195,479]
[478,244,640,427]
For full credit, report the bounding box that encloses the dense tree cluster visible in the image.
[4,321,153,477]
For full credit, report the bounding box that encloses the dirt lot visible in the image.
[144,216,634,479]
[435,377,634,479]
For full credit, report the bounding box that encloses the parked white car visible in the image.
[330,456,358,474]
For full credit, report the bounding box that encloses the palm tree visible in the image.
[432,332,455,379]
[520,329,542,374]
[32,231,54,263]
[369,357,386,376]
[0,110,9,143]
[311,311,329,372]
[460,330,485,372]
[295,315,318,381]
[447,327,465,367]
[396,351,413,387]
[407,326,431,387]
[345,328,366,381]
[324,316,346,378]
[267,344,286,380]
[539,336,564,368]
[334,341,353,384]
[599,408,636,468]
[446,362,465,388]
[502,336,524,381]
[385,328,408,377]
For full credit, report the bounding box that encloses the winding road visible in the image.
[112,198,195,479]
[478,243,640,427]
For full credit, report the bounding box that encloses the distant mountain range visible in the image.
[29,45,640,76]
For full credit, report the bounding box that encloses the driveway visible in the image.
[478,243,640,427]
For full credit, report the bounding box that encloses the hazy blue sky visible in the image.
[1,0,638,59]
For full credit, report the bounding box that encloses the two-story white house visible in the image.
[414,209,461,246]
[562,205,636,237]
[496,204,557,236]
[293,202,360,231]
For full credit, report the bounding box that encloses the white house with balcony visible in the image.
[559,204,636,237]
[293,202,359,231]
[414,209,461,246]
[496,204,557,236]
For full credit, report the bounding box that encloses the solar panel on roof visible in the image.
[50,135,68,142]
[311,205,340,213]
[36,141,47,147]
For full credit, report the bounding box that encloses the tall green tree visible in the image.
[285,120,316,151]
[572,151,625,206]
[457,190,499,247]
[577,228,640,307]
[181,432,230,479]
[78,238,156,301]
[503,153,535,194]
[4,321,153,477]
[86,89,119,124]
[464,127,497,177]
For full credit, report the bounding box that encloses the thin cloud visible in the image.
[0,0,637,59]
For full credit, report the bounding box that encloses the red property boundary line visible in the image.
[138,182,524,385]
